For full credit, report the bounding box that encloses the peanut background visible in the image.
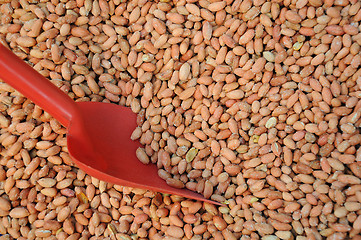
[1,0,361,239]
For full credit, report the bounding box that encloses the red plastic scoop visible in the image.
[0,44,219,205]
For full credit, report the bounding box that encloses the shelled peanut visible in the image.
[1,0,361,239]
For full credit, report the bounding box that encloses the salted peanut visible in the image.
[220,148,236,162]
[9,208,29,218]
[338,174,361,184]
[166,13,185,24]
[284,202,301,213]
[268,199,283,209]
[239,29,255,45]
[136,147,149,164]
[41,188,57,197]
[38,178,57,188]
[260,14,273,27]
[326,25,345,35]
[166,226,184,238]
[166,178,184,189]
[226,90,244,99]
[208,1,226,12]
[255,222,274,235]
[16,36,36,47]
[53,196,67,206]
[74,213,89,226]
[57,206,71,222]
[331,223,351,232]
[43,220,61,231]
[354,215,361,230]
[179,63,190,82]
[0,197,11,211]
[222,228,237,240]
[285,10,302,23]
[213,216,227,230]
[179,87,196,100]
[71,27,90,38]
[202,21,212,40]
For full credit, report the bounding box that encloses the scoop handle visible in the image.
[0,44,77,127]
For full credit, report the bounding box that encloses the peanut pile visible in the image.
[1,0,361,239]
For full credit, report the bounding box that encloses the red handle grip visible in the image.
[0,44,77,127]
